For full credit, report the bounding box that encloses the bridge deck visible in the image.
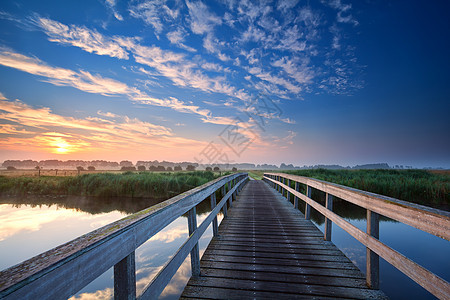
[181,180,387,299]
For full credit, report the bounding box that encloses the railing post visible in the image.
[286,179,291,201]
[294,181,299,209]
[188,207,200,276]
[324,193,333,241]
[305,185,311,220]
[366,210,380,289]
[210,193,218,237]
[114,251,136,300]
[221,185,228,217]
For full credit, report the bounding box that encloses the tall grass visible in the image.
[0,171,222,199]
[283,169,449,208]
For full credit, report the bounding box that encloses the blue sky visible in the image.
[0,0,449,168]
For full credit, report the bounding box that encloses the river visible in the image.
[0,194,448,299]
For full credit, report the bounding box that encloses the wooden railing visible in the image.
[263,173,450,299]
[0,173,249,300]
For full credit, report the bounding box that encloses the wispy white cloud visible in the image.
[271,56,314,84]
[0,47,133,96]
[35,17,129,59]
[166,28,196,52]
[104,0,123,21]
[323,0,359,26]
[248,67,302,94]
[129,0,180,36]
[97,110,119,118]
[239,25,266,43]
[277,0,300,13]
[186,0,222,35]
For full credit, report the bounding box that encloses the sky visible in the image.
[0,0,449,168]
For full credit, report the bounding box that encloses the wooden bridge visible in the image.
[181,180,386,299]
[0,172,449,299]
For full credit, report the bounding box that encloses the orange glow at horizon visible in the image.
[49,137,74,154]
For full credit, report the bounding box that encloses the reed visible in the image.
[284,169,449,208]
[0,171,224,199]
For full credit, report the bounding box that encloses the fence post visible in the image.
[324,194,333,241]
[210,193,218,237]
[366,210,380,289]
[114,251,136,300]
[188,207,200,276]
[305,186,311,220]
[294,181,299,209]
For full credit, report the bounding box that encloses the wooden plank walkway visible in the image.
[181,180,388,299]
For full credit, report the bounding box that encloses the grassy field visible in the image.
[0,171,228,199]
[281,169,449,208]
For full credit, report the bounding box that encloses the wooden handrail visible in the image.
[0,173,249,300]
[263,173,450,299]
[265,173,450,240]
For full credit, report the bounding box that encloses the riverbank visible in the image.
[0,171,225,199]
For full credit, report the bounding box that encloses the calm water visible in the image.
[1,194,449,299]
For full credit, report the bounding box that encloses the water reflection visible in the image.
[0,195,221,299]
[1,192,448,300]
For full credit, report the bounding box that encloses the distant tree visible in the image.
[166,166,173,171]
[149,165,157,171]
[36,166,41,177]
[186,165,196,171]
[87,166,95,171]
[232,167,238,172]
[174,165,182,171]
[157,165,166,171]
[119,160,133,167]
[205,166,212,171]
[6,166,16,170]
[76,166,84,175]
[137,165,146,171]
[121,166,136,171]
[213,166,220,171]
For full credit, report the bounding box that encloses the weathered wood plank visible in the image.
[200,254,357,270]
[199,268,370,288]
[182,285,342,299]
[182,180,388,299]
[185,276,388,299]
[203,249,351,262]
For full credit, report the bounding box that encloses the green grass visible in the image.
[282,169,449,208]
[0,171,226,199]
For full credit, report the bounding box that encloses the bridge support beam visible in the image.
[210,193,218,237]
[324,193,333,241]
[114,251,136,300]
[286,179,291,202]
[294,182,299,209]
[188,207,201,276]
[305,186,312,220]
[366,210,380,289]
